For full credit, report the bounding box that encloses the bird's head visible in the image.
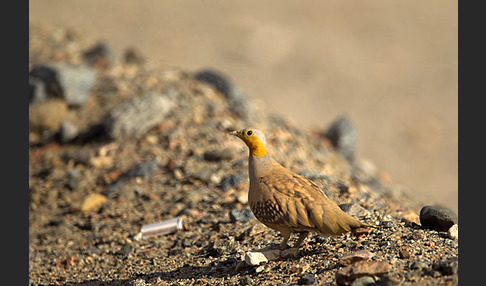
[230,128,268,157]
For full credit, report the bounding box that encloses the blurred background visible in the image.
[29,0,458,213]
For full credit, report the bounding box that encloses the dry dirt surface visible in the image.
[29,25,458,285]
[29,0,458,214]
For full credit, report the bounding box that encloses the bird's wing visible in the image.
[257,167,355,234]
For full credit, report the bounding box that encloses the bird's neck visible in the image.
[248,153,274,180]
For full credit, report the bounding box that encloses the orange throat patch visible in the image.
[245,136,267,157]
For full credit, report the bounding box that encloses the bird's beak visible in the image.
[230,130,239,137]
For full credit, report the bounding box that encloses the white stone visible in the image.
[447,224,458,240]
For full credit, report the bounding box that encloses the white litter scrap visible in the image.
[140,217,183,239]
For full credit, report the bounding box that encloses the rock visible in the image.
[29,76,47,103]
[116,244,133,260]
[203,148,234,161]
[29,99,69,132]
[336,261,391,286]
[82,42,112,67]
[339,250,374,266]
[124,46,146,65]
[127,160,159,178]
[447,224,458,240]
[194,69,253,121]
[297,273,316,285]
[349,276,376,286]
[410,260,428,270]
[80,193,107,212]
[324,115,357,161]
[339,203,370,219]
[281,247,299,259]
[398,246,411,259]
[52,62,96,107]
[419,205,458,231]
[59,120,79,143]
[29,65,63,100]
[104,93,174,140]
[229,209,255,222]
[219,173,245,192]
[239,275,253,285]
[66,168,80,191]
[433,257,458,276]
[30,62,96,107]
[244,251,268,266]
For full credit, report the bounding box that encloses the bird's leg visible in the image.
[279,230,291,250]
[293,231,309,248]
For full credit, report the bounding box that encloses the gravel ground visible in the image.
[29,24,458,286]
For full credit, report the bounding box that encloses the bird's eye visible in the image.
[246,130,253,136]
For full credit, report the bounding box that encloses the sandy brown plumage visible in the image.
[231,127,367,249]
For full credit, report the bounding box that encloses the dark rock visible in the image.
[239,275,253,285]
[66,168,80,191]
[124,46,145,64]
[229,209,255,223]
[324,115,357,161]
[409,260,428,270]
[433,257,458,276]
[219,173,245,192]
[116,244,134,259]
[104,93,174,140]
[194,69,253,120]
[203,148,234,161]
[29,65,63,99]
[297,273,316,285]
[419,205,458,231]
[103,181,126,198]
[127,160,159,178]
[82,42,111,67]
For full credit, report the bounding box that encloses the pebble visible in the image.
[127,160,159,178]
[59,120,79,143]
[298,273,316,285]
[433,257,458,276]
[29,99,69,132]
[230,209,255,223]
[29,64,63,100]
[339,203,370,219]
[80,193,107,212]
[66,168,80,191]
[349,276,376,286]
[419,205,458,231]
[51,62,96,107]
[29,76,47,103]
[194,69,253,121]
[339,250,374,266]
[203,148,234,161]
[116,244,134,260]
[245,251,268,266]
[104,93,174,140]
[219,173,245,192]
[82,42,112,67]
[335,261,391,286]
[447,224,458,240]
[239,275,253,285]
[324,115,357,161]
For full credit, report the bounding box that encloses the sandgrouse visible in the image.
[231,128,367,250]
